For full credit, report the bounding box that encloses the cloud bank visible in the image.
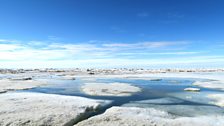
[0,39,223,68]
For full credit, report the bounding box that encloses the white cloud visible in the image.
[0,38,221,68]
[28,41,48,46]
[0,56,224,69]
[0,39,20,43]
[0,44,24,51]
[0,39,8,42]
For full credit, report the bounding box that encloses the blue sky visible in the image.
[0,0,224,68]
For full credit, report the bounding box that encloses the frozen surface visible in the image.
[81,82,141,96]
[0,79,47,93]
[75,106,224,126]
[193,80,224,90]
[207,94,224,107]
[0,92,110,126]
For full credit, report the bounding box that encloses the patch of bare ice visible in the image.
[0,92,111,126]
[75,106,224,126]
[81,82,141,96]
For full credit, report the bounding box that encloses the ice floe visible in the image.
[81,82,141,96]
[0,92,111,126]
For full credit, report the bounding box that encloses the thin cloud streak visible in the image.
[102,41,188,49]
[116,51,201,56]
